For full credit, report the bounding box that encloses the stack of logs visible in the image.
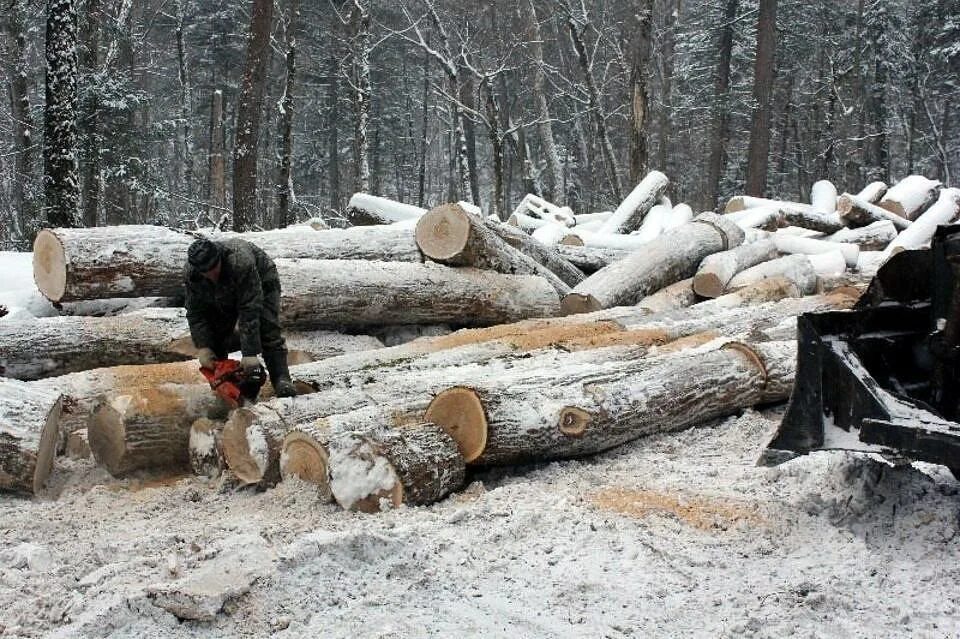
[2,172,955,511]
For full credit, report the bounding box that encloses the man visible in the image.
[184,237,297,398]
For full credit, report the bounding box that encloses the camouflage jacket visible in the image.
[183,238,280,356]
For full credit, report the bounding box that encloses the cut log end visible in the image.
[415,205,471,261]
[692,272,724,298]
[32,398,62,494]
[221,408,264,485]
[33,230,68,303]
[558,407,591,438]
[280,430,330,490]
[424,387,487,463]
[89,400,128,476]
[560,235,585,247]
[560,293,602,316]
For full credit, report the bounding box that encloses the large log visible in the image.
[276,260,560,329]
[838,193,913,230]
[0,378,62,495]
[857,181,888,204]
[554,245,629,274]
[725,196,805,213]
[779,207,844,234]
[343,193,425,226]
[725,207,781,230]
[414,204,571,295]
[883,187,960,257]
[33,224,425,303]
[483,220,585,287]
[630,203,670,242]
[634,278,698,314]
[810,180,838,214]
[561,231,651,251]
[597,171,670,234]
[824,220,898,250]
[878,175,941,220]
[327,422,465,512]
[772,234,860,268]
[726,255,819,294]
[424,341,795,466]
[561,213,744,314]
[663,204,695,231]
[693,240,779,298]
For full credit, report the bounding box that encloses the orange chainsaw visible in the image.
[200,358,266,408]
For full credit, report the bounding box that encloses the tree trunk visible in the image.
[344,193,424,225]
[175,0,193,216]
[351,0,371,194]
[877,175,941,220]
[483,220,585,287]
[275,0,300,228]
[838,193,913,230]
[232,0,274,231]
[657,0,680,174]
[773,234,859,268]
[635,277,697,314]
[554,245,629,274]
[5,0,38,242]
[694,240,779,298]
[415,204,571,295]
[825,220,897,250]
[424,341,795,466]
[562,213,744,314]
[44,0,81,228]
[628,1,654,184]
[0,379,61,495]
[327,56,342,213]
[207,90,227,216]
[79,0,101,228]
[745,0,778,197]
[883,188,960,257]
[706,0,738,210]
[597,171,669,234]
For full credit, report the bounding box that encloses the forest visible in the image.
[0,0,958,247]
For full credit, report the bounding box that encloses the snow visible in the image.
[2,408,959,637]
[0,252,60,319]
[328,436,397,511]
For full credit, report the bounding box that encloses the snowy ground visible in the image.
[2,408,959,638]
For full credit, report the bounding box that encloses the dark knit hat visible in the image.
[188,238,221,272]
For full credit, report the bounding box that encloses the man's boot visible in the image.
[263,349,297,398]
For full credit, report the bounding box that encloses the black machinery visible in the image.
[762,224,960,477]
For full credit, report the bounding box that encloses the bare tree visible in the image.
[628,0,654,184]
[275,0,300,228]
[706,0,738,209]
[5,0,38,240]
[44,0,81,228]
[745,0,778,196]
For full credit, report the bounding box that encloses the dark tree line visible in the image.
[0,0,958,246]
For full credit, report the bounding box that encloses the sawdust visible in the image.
[559,327,670,350]
[110,361,205,390]
[423,319,623,352]
[589,486,764,531]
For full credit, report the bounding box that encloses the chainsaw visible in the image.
[200,358,266,408]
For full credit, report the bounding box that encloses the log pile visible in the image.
[3,172,948,507]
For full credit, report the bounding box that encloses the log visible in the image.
[189,418,225,477]
[511,194,576,227]
[824,220,898,250]
[810,180,838,214]
[283,331,384,365]
[562,231,651,251]
[275,260,561,329]
[694,276,805,310]
[838,193,913,230]
[561,213,744,314]
[772,234,860,268]
[574,212,612,225]
[279,423,331,497]
[663,203,694,231]
[878,175,942,220]
[725,207,781,231]
[634,278,698,314]
[424,341,795,466]
[726,255,819,294]
[89,383,230,476]
[531,222,576,246]
[508,212,553,232]
[483,220,586,287]
[0,378,62,495]
[883,187,960,257]
[693,240,779,298]
[597,171,670,234]
[743,228,772,244]
[779,206,844,233]
[725,196,806,213]
[857,181,888,204]
[0,308,196,381]
[373,324,451,347]
[554,245,630,274]
[66,428,91,459]
[33,224,425,303]
[327,422,465,512]
[414,204,571,295]
[630,204,670,242]
[343,193,425,226]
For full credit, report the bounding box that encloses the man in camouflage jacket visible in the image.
[184,237,297,398]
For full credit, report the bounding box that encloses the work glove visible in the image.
[240,355,263,373]
[197,348,217,369]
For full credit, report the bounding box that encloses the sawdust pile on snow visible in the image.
[2,407,959,638]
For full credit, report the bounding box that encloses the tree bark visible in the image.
[0,379,62,495]
[44,0,81,228]
[175,0,194,216]
[275,0,300,228]
[726,254,819,293]
[483,220,585,287]
[79,0,101,228]
[838,193,913,230]
[877,175,941,220]
[745,0,778,197]
[562,213,744,314]
[773,234,859,268]
[628,1,654,184]
[694,239,779,297]
[825,220,897,250]
[706,0,738,210]
[327,56,342,213]
[207,90,227,216]
[856,181,888,204]
[554,245,629,274]
[5,0,38,242]
[232,0,274,231]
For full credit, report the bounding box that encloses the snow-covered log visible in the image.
[838,193,913,230]
[89,383,229,476]
[725,196,803,213]
[327,422,465,512]
[743,228,773,243]
[508,212,552,232]
[694,276,805,310]
[561,231,650,250]
[424,341,795,466]
[883,188,960,257]
[511,193,576,227]
[634,279,698,314]
[554,245,629,274]
[0,379,61,495]
[561,213,744,314]
[189,418,225,477]
[810,180,838,214]
[343,193,425,226]
[484,220,585,287]
[597,171,670,234]
[824,220,898,250]
[693,240,779,298]
[779,207,844,233]
[878,175,942,220]
[414,204,571,295]
[772,234,860,268]
[663,204,694,231]
[283,331,384,365]
[630,204,670,242]
[222,225,424,262]
[725,207,781,230]
[0,308,196,380]
[574,212,611,225]
[531,222,576,246]
[726,255,819,294]
[857,181,888,204]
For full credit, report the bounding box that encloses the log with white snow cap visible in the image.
[878,175,942,220]
[630,203,670,242]
[554,245,630,274]
[276,259,561,329]
[424,340,796,466]
[634,278,698,314]
[189,418,226,477]
[574,212,612,225]
[772,234,860,268]
[857,181,888,204]
[343,193,426,226]
[725,195,797,213]
[414,203,571,295]
[825,220,898,251]
[664,203,694,231]
[693,240,779,298]
[561,230,652,251]
[0,378,62,495]
[883,188,960,257]
[810,180,838,214]
[511,193,576,227]
[779,205,844,234]
[725,207,781,231]
[838,193,913,230]
[597,171,670,234]
[531,222,576,246]
[561,213,744,314]
[726,254,819,294]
